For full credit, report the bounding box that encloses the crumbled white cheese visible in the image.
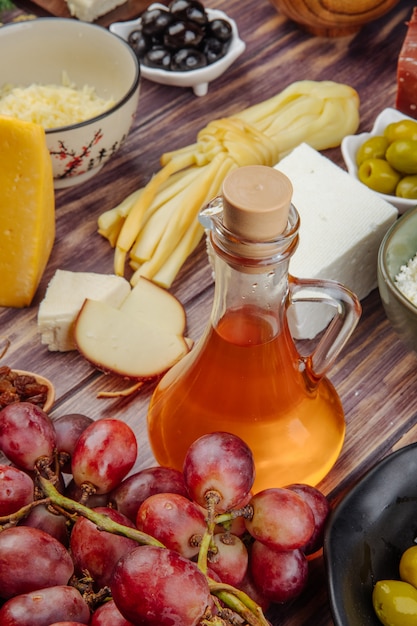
[0,73,115,129]
[66,0,127,22]
[275,143,398,338]
[395,253,417,307]
[38,270,131,351]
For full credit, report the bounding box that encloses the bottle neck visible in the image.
[206,203,300,339]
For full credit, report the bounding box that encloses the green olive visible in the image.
[356,135,389,166]
[373,580,417,626]
[385,139,417,175]
[358,158,401,194]
[384,119,417,143]
[400,545,417,587]
[396,175,417,199]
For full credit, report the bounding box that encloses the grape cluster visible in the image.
[127,0,233,72]
[0,402,331,626]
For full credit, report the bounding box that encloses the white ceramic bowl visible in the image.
[110,4,245,97]
[341,107,417,214]
[0,18,140,188]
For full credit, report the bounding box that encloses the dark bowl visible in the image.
[324,443,417,626]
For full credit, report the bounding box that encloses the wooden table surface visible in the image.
[2,1,417,623]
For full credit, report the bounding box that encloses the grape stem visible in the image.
[209,582,269,626]
[37,476,269,626]
[0,497,51,529]
[38,476,165,547]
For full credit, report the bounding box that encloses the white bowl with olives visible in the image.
[110,2,245,96]
[341,108,417,214]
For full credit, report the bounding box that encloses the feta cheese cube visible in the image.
[38,270,131,351]
[275,143,398,338]
[65,0,128,22]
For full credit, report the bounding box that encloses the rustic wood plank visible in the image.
[1,1,417,623]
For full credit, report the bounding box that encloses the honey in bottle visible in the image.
[147,165,361,492]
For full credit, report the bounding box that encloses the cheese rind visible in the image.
[38,270,131,351]
[65,0,128,22]
[275,143,398,338]
[0,116,55,308]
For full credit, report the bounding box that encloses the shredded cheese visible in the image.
[395,252,417,307]
[0,72,116,129]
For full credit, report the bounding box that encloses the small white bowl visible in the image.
[0,18,140,189]
[110,4,245,97]
[341,107,417,214]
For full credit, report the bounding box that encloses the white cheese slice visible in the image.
[275,143,398,339]
[65,0,127,22]
[38,270,131,351]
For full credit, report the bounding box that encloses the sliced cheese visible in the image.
[65,0,128,22]
[0,116,55,308]
[38,270,131,351]
[120,277,187,335]
[275,143,398,338]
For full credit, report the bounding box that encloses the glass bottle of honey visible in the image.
[147,165,361,492]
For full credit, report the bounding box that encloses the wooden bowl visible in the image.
[269,0,401,37]
[11,370,55,413]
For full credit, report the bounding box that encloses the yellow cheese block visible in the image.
[0,116,55,307]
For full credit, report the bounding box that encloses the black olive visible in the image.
[170,0,207,26]
[168,0,207,26]
[164,20,204,49]
[141,8,173,37]
[142,46,172,70]
[128,28,152,58]
[201,36,227,64]
[171,48,208,71]
[207,18,232,43]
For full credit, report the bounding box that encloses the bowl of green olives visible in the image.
[110,1,245,96]
[341,108,417,213]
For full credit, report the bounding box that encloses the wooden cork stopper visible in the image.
[222,165,293,241]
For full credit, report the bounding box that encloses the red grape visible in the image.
[183,432,255,513]
[109,466,188,523]
[136,492,206,559]
[0,402,56,470]
[249,540,308,603]
[237,570,271,613]
[21,502,69,546]
[111,545,211,626]
[71,418,137,494]
[0,585,90,626]
[90,599,135,626]
[53,413,94,473]
[70,506,138,589]
[244,488,315,550]
[0,526,74,599]
[207,532,248,586]
[0,464,34,515]
[286,483,331,555]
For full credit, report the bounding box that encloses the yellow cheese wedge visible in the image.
[0,116,55,307]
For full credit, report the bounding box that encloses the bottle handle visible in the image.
[288,276,362,382]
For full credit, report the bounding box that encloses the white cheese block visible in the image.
[275,143,398,339]
[38,270,131,351]
[65,0,127,22]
